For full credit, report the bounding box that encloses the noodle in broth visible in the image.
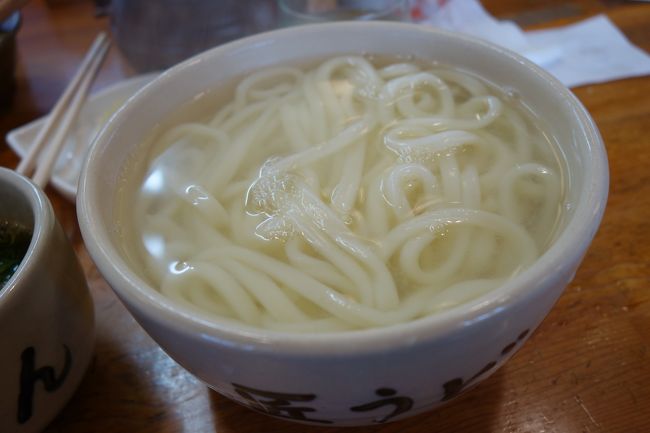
[128,56,563,332]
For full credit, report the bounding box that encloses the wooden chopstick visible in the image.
[16,32,111,188]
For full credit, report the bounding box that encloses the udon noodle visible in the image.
[129,56,563,332]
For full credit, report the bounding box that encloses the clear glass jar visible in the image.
[110,0,278,72]
[278,0,411,26]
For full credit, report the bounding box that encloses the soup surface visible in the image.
[122,56,565,332]
[0,221,31,289]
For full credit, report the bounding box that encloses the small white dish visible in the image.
[6,73,158,202]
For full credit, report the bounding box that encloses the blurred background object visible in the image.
[0,0,27,22]
[278,0,410,25]
[108,0,417,72]
[0,11,20,111]
[109,0,277,72]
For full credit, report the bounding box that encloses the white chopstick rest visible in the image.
[16,32,111,188]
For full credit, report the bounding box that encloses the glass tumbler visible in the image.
[278,0,411,25]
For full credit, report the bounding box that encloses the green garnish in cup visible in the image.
[0,221,31,288]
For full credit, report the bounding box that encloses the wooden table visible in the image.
[1,1,649,431]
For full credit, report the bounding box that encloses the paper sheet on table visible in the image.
[421,0,650,88]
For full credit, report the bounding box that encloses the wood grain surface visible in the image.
[1,1,648,432]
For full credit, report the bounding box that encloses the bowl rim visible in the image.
[78,21,609,353]
[0,167,52,307]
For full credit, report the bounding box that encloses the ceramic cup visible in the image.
[78,22,608,426]
[0,167,94,433]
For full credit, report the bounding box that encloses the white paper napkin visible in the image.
[419,0,650,87]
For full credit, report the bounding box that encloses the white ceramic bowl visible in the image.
[77,22,608,426]
[0,168,94,432]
